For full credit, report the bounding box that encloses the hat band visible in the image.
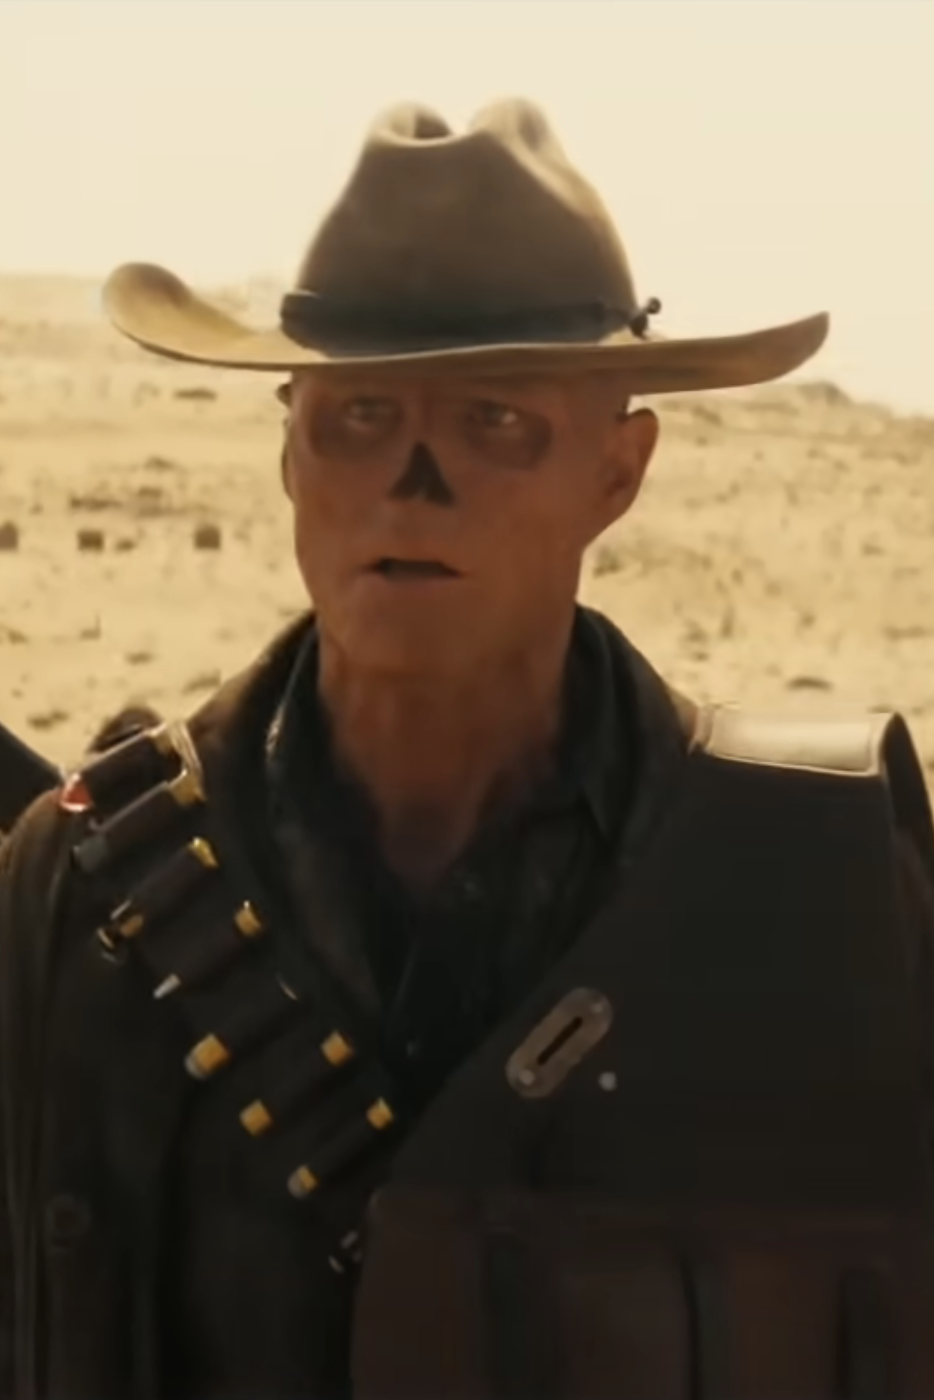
[279,294,660,349]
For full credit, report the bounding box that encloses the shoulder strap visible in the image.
[698,701,934,890]
[62,717,404,1271]
[696,702,890,775]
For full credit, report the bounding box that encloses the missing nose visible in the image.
[388,443,456,506]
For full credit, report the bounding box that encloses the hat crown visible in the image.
[101,93,829,389]
[296,98,638,315]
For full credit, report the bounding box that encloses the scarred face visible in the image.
[281,371,657,678]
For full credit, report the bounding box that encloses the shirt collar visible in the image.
[541,606,630,841]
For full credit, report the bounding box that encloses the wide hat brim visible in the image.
[103,262,829,395]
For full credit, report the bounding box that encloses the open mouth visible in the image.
[369,558,461,580]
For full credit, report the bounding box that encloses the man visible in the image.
[2,99,934,1399]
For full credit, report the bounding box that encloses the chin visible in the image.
[349,628,474,679]
[314,574,481,671]
[327,604,489,680]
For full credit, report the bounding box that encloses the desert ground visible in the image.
[1,274,933,791]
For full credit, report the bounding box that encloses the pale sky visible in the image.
[0,0,931,412]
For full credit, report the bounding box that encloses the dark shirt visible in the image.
[263,606,637,1109]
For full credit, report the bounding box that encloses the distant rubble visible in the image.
[658,378,933,460]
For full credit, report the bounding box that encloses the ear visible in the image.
[280,436,293,500]
[278,380,294,499]
[594,407,658,528]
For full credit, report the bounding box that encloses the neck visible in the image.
[316,613,577,893]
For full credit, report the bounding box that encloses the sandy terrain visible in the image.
[2,274,933,791]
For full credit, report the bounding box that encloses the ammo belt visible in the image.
[61,718,402,1272]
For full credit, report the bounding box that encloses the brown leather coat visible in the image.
[1,613,933,1399]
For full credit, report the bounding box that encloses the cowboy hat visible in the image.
[102,98,829,393]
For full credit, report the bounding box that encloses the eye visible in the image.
[341,397,401,430]
[467,400,523,430]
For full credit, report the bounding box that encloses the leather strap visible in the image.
[63,719,404,1269]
